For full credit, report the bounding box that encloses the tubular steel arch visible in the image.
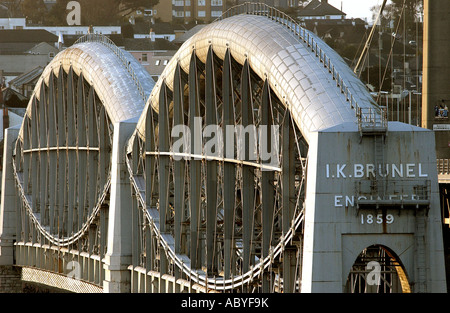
[127,45,307,293]
[1,3,446,294]
[125,4,380,292]
[11,37,153,289]
[4,4,386,293]
[14,67,113,245]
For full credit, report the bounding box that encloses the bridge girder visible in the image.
[1,9,379,293]
[1,37,153,291]
[125,9,380,292]
[127,44,307,292]
[1,3,446,294]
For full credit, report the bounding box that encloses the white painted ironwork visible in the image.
[2,4,444,294]
[10,35,153,290]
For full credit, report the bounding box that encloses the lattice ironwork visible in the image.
[346,245,411,293]
[12,66,113,287]
[126,46,308,292]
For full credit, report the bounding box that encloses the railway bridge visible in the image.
[0,3,447,293]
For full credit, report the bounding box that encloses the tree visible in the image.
[45,0,72,25]
[361,65,392,92]
[44,0,160,26]
[81,0,160,25]
[371,0,423,39]
[2,0,22,18]
[370,2,396,27]
[117,0,160,17]
[78,0,121,25]
[390,0,423,38]
[21,0,47,24]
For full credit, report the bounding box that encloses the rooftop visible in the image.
[120,38,178,51]
[298,0,346,18]
[8,66,44,89]
[0,29,58,43]
[0,87,28,108]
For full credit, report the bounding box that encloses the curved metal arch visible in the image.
[13,68,113,246]
[134,12,379,146]
[13,39,154,247]
[22,40,154,137]
[125,7,382,293]
[127,42,308,292]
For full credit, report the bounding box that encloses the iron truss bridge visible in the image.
[0,3,447,293]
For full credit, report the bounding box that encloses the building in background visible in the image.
[127,1,173,23]
[233,0,299,9]
[298,0,346,20]
[0,2,25,29]
[172,0,224,24]
[0,29,58,86]
[7,66,44,99]
[110,36,179,82]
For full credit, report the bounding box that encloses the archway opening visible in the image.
[346,244,411,293]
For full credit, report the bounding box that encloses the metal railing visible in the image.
[357,106,388,134]
[16,243,104,290]
[355,179,431,208]
[125,152,305,292]
[12,158,111,247]
[74,33,148,103]
[215,2,363,117]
